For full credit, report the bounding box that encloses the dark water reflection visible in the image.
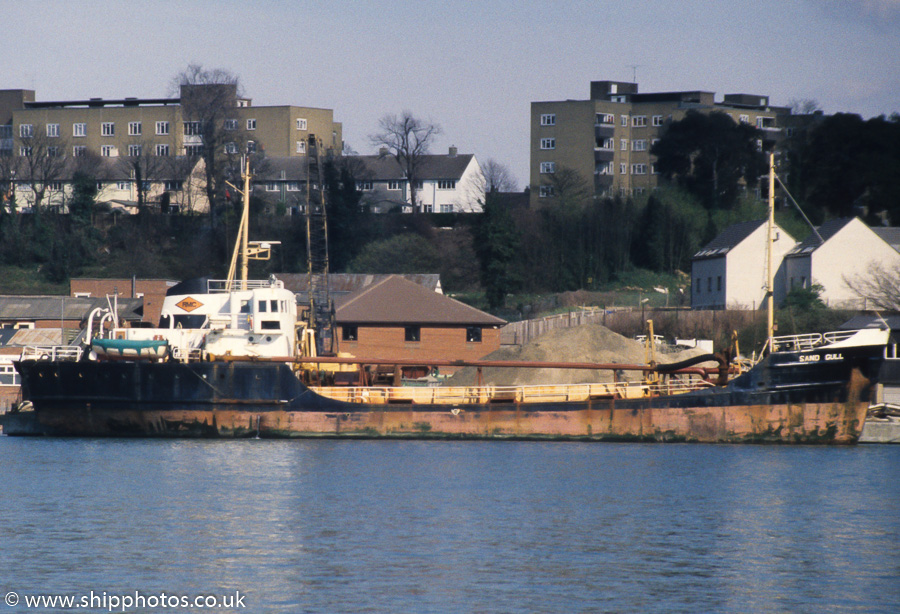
[1,439,898,613]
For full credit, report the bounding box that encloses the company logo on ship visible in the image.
[175,297,204,312]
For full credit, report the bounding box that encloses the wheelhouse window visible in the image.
[404,326,421,342]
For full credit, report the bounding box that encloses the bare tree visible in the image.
[118,138,169,213]
[12,124,70,212]
[789,99,821,115]
[171,64,243,219]
[369,111,441,212]
[845,262,900,310]
[480,158,519,193]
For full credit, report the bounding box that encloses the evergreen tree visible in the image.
[473,191,521,309]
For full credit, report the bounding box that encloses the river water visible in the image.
[1,438,898,613]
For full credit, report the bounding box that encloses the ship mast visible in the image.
[766,152,775,353]
[225,156,277,291]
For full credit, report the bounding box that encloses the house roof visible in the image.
[0,296,143,321]
[839,314,900,331]
[335,275,505,327]
[351,153,475,182]
[872,227,900,253]
[252,157,309,181]
[786,217,855,257]
[693,219,765,259]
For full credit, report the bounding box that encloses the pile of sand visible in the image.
[446,323,713,386]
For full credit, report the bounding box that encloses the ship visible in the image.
[8,155,892,443]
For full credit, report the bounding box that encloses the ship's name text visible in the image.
[799,353,843,363]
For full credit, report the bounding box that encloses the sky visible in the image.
[5,0,899,187]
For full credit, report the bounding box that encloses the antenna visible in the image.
[627,64,641,83]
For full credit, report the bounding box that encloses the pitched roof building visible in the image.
[784,217,900,308]
[691,219,796,309]
[349,147,485,213]
[333,275,505,371]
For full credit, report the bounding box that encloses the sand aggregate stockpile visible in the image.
[447,323,713,387]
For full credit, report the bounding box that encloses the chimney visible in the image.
[378,146,389,156]
[448,145,457,157]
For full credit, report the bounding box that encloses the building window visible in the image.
[440,204,453,213]
[46,123,59,138]
[466,327,482,343]
[116,181,129,190]
[631,164,647,175]
[423,204,434,213]
[185,144,202,156]
[621,115,629,127]
[297,118,307,130]
[652,115,663,127]
[540,161,556,174]
[342,325,358,342]
[387,180,401,190]
[224,119,238,131]
[101,122,115,137]
[19,124,33,138]
[224,142,238,154]
[286,182,301,191]
[73,123,86,137]
[101,145,115,157]
[247,141,256,153]
[596,113,615,125]
[265,182,279,192]
[632,116,647,127]
[540,113,556,126]
[597,161,614,175]
[717,276,722,291]
[404,326,421,342]
[539,185,555,197]
[540,138,555,150]
[632,140,647,151]
[246,118,256,130]
[296,140,306,154]
[437,180,457,190]
[156,144,170,156]
[358,181,373,191]
[128,144,142,157]
[156,121,170,135]
[164,180,183,191]
[183,121,202,136]
[128,121,142,136]
[47,146,60,157]
[739,114,750,124]
[651,163,659,175]
[620,139,628,151]
[73,145,86,157]
[620,163,627,175]
[47,181,62,191]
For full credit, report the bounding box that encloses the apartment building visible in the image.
[0,85,341,212]
[530,80,791,207]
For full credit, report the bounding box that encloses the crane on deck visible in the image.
[304,134,336,356]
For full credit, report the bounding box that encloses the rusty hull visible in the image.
[32,399,868,443]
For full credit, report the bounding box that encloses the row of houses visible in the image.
[691,216,900,310]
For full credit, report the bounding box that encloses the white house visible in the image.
[691,219,797,309]
[350,147,485,213]
[783,217,900,308]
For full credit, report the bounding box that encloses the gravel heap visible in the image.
[446,323,713,386]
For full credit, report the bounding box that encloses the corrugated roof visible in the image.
[693,220,765,259]
[335,275,505,327]
[0,296,143,321]
[277,273,441,296]
[786,217,855,256]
